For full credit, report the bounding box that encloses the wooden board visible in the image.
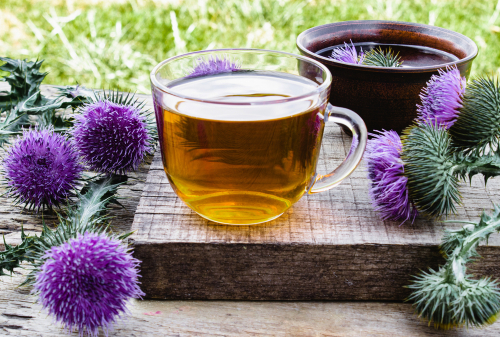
[1,84,500,335]
[2,271,500,337]
[131,121,500,300]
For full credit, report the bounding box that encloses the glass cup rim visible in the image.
[150,48,332,106]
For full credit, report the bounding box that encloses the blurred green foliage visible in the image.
[1,0,499,93]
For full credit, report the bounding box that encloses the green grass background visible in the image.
[1,0,500,93]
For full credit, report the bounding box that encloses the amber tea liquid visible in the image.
[157,71,326,224]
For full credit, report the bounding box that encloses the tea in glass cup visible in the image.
[151,49,366,225]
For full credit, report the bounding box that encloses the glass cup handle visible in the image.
[309,103,367,194]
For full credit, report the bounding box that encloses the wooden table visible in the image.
[1,85,500,336]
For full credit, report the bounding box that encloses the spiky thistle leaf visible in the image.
[0,57,47,112]
[442,204,500,262]
[71,174,128,227]
[0,58,60,125]
[451,151,500,185]
[449,77,500,155]
[401,124,461,218]
[0,227,36,276]
[0,57,78,140]
[363,47,403,68]
[408,205,500,329]
[0,174,130,285]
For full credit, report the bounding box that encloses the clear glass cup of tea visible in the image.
[150,49,367,225]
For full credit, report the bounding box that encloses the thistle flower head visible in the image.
[365,130,418,223]
[407,267,462,329]
[408,268,500,329]
[452,278,500,328]
[330,41,365,65]
[33,232,144,337]
[3,128,82,210]
[402,124,461,218]
[71,93,152,174]
[408,206,500,329]
[363,47,403,68]
[417,66,466,129]
[187,55,241,78]
[449,76,500,154]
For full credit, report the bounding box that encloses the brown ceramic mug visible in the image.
[296,20,478,133]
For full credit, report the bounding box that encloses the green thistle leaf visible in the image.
[54,84,96,111]
[449,77,500,155]
[408,205,500,329]
[443,204,500,263]
[0,227,36,276]
[0,58,71,140]
[451,151,500,185]
[0,174,130,286]
[0,58,88,138]
[363,47,403,68]
[73,174,128,226]
[401,124,461,218]
[0,57,47,112]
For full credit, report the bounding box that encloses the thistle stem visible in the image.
[460,219,500,254]
[444,211,500,285]
[409,206,500,328]
[452,163,500,178]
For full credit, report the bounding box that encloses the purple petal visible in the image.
[71,100,151,174]
[34,232,145,337]
[187,55,241,78]
[330,41,365,65]
[365,130,418,223]
[417,66,466,129]
[3,128,83,209]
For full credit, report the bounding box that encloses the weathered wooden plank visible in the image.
[131,120,500,300]
[1,83,500,334]
[2,271,500,336]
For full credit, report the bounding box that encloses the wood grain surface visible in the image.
[2,83,500,336]
[131,120,500,300]
[3,270,500,337]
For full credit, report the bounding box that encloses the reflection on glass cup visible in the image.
[150,49,367,225]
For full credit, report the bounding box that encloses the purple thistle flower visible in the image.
[365,130,418,223]
[187,55,241,78]
[330,41,365,65]
[34,232,144,337]
[3,128,82,210]
[72,100,151,174]
[417,66,466,129]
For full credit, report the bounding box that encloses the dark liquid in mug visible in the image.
[158,71,326,224]
[316,42,459,67]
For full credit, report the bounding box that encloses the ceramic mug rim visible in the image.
[150,48,332,106]
[296,20,478,74]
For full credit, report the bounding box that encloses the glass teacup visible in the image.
[150,49,367,225]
